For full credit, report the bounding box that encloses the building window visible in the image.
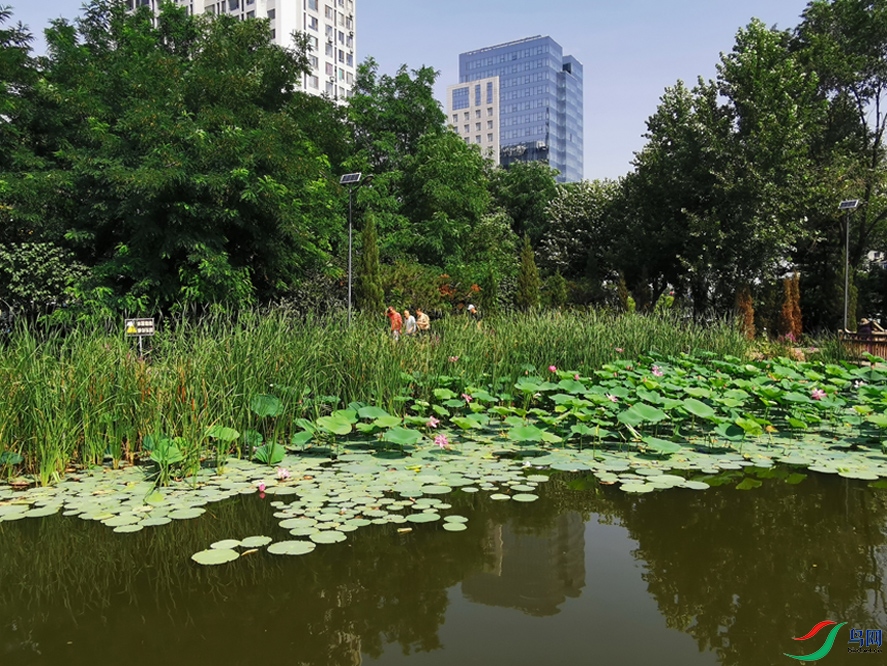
[246,10,254,18]
[326,62,334,75]
[308,16,318,30]
[270,29,275,39]
[475,122,481,131]
[309,55,318,68]
[325,6,334,19]
[452,87,469,111]
[487,81,493,104]
[475,109,481,118]
[309,74,319,88]
[487,107,494,117]
[267,8,275,18]
[487,120,493,129]
[464,125,469,133]
[326,24,333,38]
[475,135,481,144]
[475,84,481,106]
[338,49,344,63]
[452,114,458,123]
[308,35,318,50]
[346,53,353,67]
[464,111,469,120]
[487,133,493,142]
[308,0,318,9]
[325,43,334,56]
[229,0,239,10]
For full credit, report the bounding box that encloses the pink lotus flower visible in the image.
[276,467,290,481]
[448,355,459,363]
[615,347,624,353]
[462,393,473,403]
[435,434,450,449]
[257,482,266,492]
[426,416,440,428]
[811,388,826,400]
[652,365,663,377]
[574,373,580,381]
[606,394,618,403]
[548,365,557,373]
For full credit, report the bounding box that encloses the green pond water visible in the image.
[0,471,884,666]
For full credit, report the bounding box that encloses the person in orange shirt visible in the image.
[385,306,403,341]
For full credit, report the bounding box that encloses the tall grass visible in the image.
[0,309,749,482]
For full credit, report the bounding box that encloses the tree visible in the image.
[489,161,559,246]
[355,216,383,313]
[538,179,620,284]
[623,20,823,316]
[793,0,887,329]
[400,131,490,267]
[26,1,340,311]
[516,234,540,310]
[545,271,568,309]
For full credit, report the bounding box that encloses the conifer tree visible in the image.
[516,235,540,310]
[356,216,384,313]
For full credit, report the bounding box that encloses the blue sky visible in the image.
[10,0,811,180]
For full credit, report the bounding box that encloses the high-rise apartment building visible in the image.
[124,0,357,100]
[447,36,583,183]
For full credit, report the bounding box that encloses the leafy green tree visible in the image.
[401,131,490,266]
[539,180,620,282]
[346,58,452,264]
[489,161,559,245]
[26,1,340,311]
[623,20,822,315]
[793,0,887,329]
[0,242,86,311]
[516,234,541,310]
[348,58,446,174]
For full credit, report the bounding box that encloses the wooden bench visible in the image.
[840,330,887,359]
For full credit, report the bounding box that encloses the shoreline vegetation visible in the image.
[0,310,752,484]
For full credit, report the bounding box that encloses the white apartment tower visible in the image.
[446,76,501,164]
[124,0,357,100]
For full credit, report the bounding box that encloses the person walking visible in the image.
[386,306,403,341]
[466,303,482,330]
[403,309,417,337]
[416,307,430,336]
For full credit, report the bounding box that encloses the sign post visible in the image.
[124,318,155,358]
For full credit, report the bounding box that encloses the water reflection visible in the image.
[609,473,887,665]
[462,512,585,616]
[0,473,885,665]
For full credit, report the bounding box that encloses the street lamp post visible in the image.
[839,199,860,331]
[339,173,363,325]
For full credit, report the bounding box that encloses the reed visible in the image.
[0,309,750,481]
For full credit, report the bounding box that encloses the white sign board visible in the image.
[124,318,155,337]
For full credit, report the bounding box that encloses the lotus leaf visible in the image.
[251,394,283,418]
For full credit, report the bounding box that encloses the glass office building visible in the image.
[451,35,583,183]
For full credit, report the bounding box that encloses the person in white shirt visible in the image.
[403,309,417,336]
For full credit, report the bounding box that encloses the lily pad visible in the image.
[443,522,467,532]
[192,548,239,566]
[268,540,316,556]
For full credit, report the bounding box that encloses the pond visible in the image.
[1,470,884,666]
